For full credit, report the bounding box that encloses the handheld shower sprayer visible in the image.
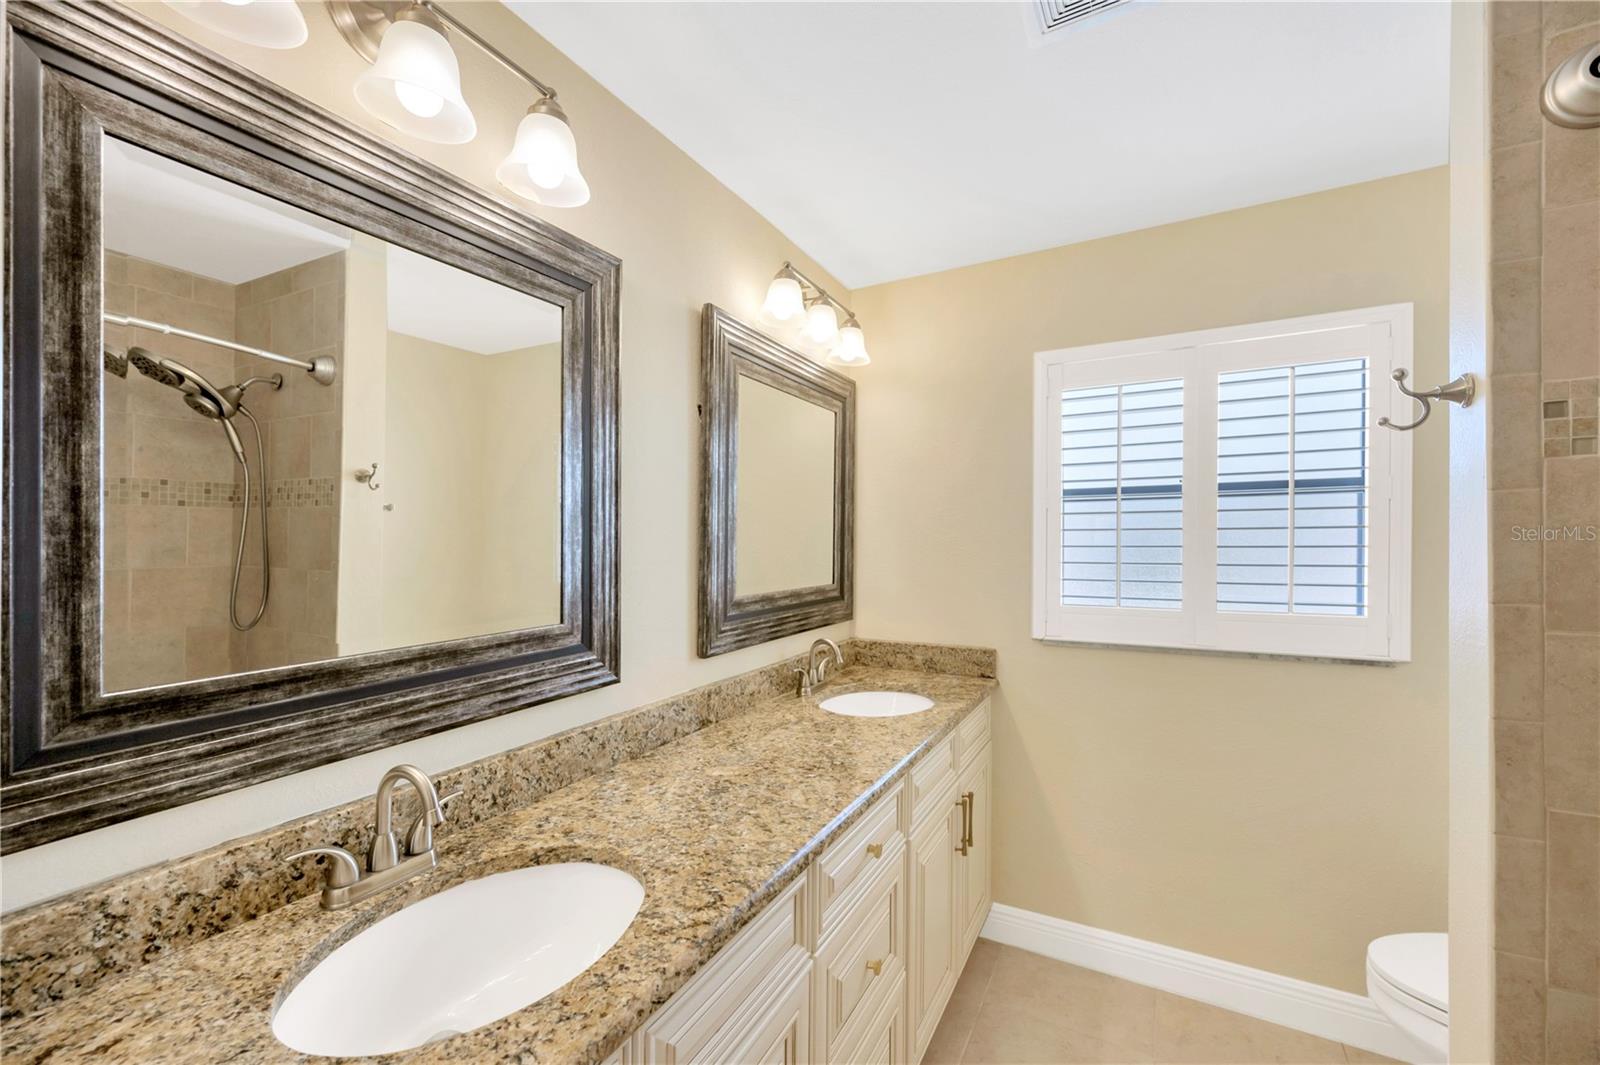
[127,348,247,463]
[122,348,285,631]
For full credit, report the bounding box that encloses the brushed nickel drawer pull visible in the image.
[866,842,883,859]
[865,959,883,976]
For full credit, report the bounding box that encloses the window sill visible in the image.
[1033,635,1399,667]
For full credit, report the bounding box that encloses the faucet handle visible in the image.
[404,789,462,856]
[287,846,362,889]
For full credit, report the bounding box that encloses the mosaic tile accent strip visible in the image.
[1543,378,1600,458]
[102,477,337,508]
[266,477,337,508]
[103,477,240,507]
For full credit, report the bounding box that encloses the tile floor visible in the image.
[923,939,1401,1065]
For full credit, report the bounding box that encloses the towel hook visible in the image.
[1379,369,1477,432]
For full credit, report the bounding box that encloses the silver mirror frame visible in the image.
[2,1,620,851]
[698,306,854,657]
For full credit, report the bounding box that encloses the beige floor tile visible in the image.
[962,995,1151,1065]
[1339,1045,1404,1064]
[925,939,1004,1064]
[1152,993,1346,1064]
[985,946,1158,1055]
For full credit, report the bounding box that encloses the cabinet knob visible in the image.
[865,842,883,859]
[865,959,883,976]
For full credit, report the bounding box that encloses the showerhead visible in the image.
[126,347,246,463]
[127,347,186,389]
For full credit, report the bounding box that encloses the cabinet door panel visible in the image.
[957,743,992,954]
[725,966,811,1065]
[908,789,962,1057]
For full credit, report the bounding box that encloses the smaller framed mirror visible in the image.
[698,306,854,656]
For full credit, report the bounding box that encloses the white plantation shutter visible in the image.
[1059,379,1184,609]
[1216,358,1370,616]
[1034,306,1412,662]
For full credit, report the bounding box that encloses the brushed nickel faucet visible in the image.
[794,637,845,697]
[288,763,461,910]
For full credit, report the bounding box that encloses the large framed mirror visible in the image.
[698,306,853,656]
[2,2,619,850]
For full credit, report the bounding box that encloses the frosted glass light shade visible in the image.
[828,323,871,366]
[762,276,804,321]
[497,106,591,207]
[163,0,308,48]
[354,18,476,144]
[803,302,840,346]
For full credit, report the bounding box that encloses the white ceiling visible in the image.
[512,1,1452,289]
[103,139,562,354]
[385,245,564,354]
[104,137,349,284]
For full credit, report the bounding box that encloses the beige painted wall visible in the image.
[851,167,1452,993]
[0,2,852,911]
[380,333,562,646]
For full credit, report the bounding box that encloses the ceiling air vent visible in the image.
[1034,0,1132,35]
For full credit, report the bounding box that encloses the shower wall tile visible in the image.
[1544,125,1600,207]
[1496,719,1548,838]
[1491,373,1547,488]
[1497,834,1548,957]
[1492,28,1545,148]
[1495,604,1546,718]
[1492,142,1544,261]
[124,257,196,300]
[309,412,341,479]
[103,254,247,689]
[1544,1,1600,37]
[232,252,345,671]
[1497,950,1549,1063]
[1548,811,1600,994]
[184,625,233,679]
[1545,454,1600,632]
[1545,633,1600,814]
[124,507,188,569]
[1492,258,1542,374]
[1547,990,1600,1064]
[1542,204,1600,381]
[185,508,236,568]
[1492,489,1545,602]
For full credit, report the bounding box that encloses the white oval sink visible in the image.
[272,862,643,1057]
[820,691,935,718]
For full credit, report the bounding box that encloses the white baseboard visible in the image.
[980,903,1417,1063]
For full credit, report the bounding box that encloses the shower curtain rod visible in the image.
[104,312,338,385]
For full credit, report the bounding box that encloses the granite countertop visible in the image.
[2,664,994,1064]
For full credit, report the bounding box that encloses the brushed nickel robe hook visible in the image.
[1379,368,1477,432]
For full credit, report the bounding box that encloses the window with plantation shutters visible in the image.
[1034,305,1413,662]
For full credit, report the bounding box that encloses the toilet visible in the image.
[1366,933,1448,1064]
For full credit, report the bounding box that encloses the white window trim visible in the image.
[1032,304,1414,663]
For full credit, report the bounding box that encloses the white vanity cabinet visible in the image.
[615,698,992,1065]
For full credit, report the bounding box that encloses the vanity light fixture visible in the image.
[350,3,476,143]
[162,0,309,49]
[803,300,840,346]
[761,262,871,367]
[331,1,590,204]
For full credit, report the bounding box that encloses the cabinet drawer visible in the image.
[955,699,991,768]
[817,782,905,937]
[909,734,957,830]
[640,875,810,1064]
[833,972,906,1065]
[815,853,906,1060]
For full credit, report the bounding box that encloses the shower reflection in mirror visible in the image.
[101,136,564,693]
